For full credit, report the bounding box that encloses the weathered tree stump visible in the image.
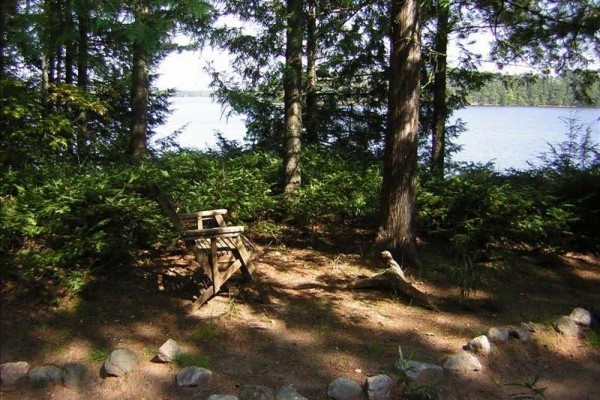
[349,251,437,310]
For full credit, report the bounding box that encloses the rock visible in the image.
[465,335,491,356]
[208,396,239,400]
[29,365,63,385]
[157,339,181,363]
[511,323,532,342]
[569,308,592,327]
[103,348,138,377]
[487,327,509,343]
[62,363,87,388]
[442,351,483,373]
[327,377,363,400]
[398,360,444,384]
[555,315,579,336]
[366,375,393,400]
[176,366,212,387]
[277,384,308,400]
[239,385,275,400]
[0,361,29,386]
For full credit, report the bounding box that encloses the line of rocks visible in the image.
[395,307,595,388]
[0,308,594,399]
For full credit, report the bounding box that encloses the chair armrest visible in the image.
[182,226,244,239]
[178,209,228,219]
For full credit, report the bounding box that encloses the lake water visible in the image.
[155,97,600,171]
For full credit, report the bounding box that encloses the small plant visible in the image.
[315,323,331,335]
[174,353,211,368]
[585,329,600,348]
[506,373,547,400]
[449,234,481,299]
[396,346,442,400]
[88,348,111,362]
[190,321,222,342]
[365,341,384,355]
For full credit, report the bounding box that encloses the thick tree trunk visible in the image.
[430,1,449,177]
[129,36,149,158]
[77,1,89,90]
[64,0,74,85]
[283,0,303,200]
[305,1,318,145]
[76,1,89,156]
[371,0,421,267]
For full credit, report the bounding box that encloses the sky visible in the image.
[155,30,538,92]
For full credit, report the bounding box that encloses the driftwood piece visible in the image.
[349,251,437,310]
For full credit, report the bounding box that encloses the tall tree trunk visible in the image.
[283,0,303,200]
[76,0,89,157]
[77,0,89,90]
[64,0,74,85]
[129,37,149,158]
[371,0,421,267]
[430,1,449,177]
[305,0,318,145]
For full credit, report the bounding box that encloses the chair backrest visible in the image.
[150,183,186,233]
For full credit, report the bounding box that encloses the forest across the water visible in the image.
[176,73,600,108]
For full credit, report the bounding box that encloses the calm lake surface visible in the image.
[155,97,600,171]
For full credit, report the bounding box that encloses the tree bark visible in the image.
[283,0,303,200]
[305,0,318,145]
[77,0,89,90]
[430,1,449,177]
[371,0,421,267]
[64,0,74,85]
[128,3,150,159]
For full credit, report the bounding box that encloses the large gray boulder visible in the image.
[442,351,483,373]
[29,365,63,385]
[569,308,592,327]
[276,384,308,400]
[0,361,29,386]
[327,377,363,400]
[239,385,275,400]
[366,375,394,400]
[555,316,579,336]
[208,396,239,400]
[398,360,443,384]
[176,366,212,387]
[103,348,138,377]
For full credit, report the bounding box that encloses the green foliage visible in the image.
[173,353,211,368]
[0,162,171,297]
[155,150,280,222]
[467,72,600,107]
[418,165,575,249]
[88,348,111,362]
[287,146,382,226]
[585,330,600,348]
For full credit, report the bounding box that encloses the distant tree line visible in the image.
[467,73,600,107]
[175,90,212,97]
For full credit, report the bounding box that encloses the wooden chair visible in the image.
[154,188,255,308]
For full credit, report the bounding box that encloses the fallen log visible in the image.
[349,251,438,310]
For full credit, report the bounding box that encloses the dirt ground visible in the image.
[1,229,599,400]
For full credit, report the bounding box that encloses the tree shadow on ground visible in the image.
[1,230,599,400]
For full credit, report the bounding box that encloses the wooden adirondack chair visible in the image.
[153,185,255,308]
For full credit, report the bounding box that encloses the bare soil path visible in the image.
[1,230,599,399]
